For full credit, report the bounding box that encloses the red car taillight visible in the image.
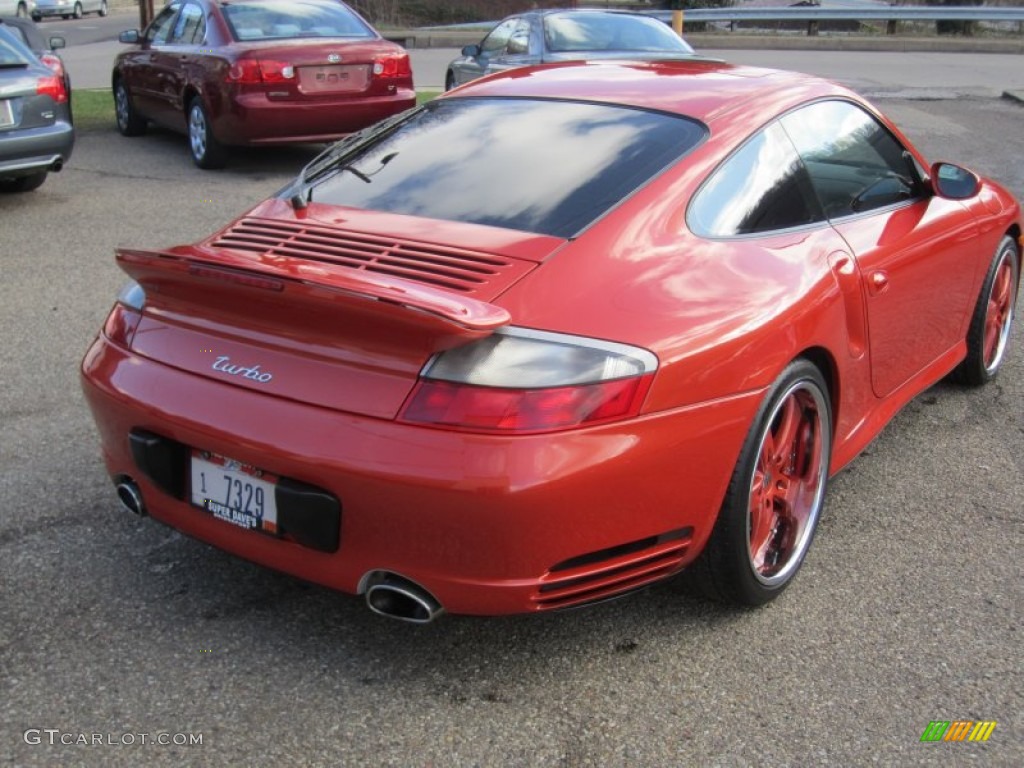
[226,59,296,84]
[36,73,67,104]
[372,53,411,78]
[399,328,658,434]
[103,282,145,349]
[401,376,654,434]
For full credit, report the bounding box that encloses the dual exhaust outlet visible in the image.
[113,479,444,623]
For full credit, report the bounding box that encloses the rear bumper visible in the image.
[213,89,416,146]
[81,334,760,616]
[0,119,74,179]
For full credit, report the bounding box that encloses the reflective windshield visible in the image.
[0,27,32,66]
[223,0,375,41]
[544,13,694,54]
[310,97,706,238]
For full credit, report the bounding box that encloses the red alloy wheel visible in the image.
[747,382,828,584]
[983,254,1016,371]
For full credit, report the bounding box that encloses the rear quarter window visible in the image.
[688,121,824,238]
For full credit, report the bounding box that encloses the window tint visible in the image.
[171,3,204,44]
[689,122,823,237]
[147,4,181,44]
[223,0,374,41]
[0,27,31,64]
[780,100,920,219]
[545,12,693,53]
[481,19,519,55]
[311,98,706,238]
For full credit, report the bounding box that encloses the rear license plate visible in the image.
[0,100,14,129]
[190,451,279,535]
[298,64,369,95]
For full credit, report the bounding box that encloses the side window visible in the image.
[171,3,205,45]
[506,20,531,55]
[147,4,181,44]
[689,122,824,238]
[481,19,518,55]
[780,100,921,219]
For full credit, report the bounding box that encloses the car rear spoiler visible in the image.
[116,246,511,336]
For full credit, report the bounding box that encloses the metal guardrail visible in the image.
[649,7,1024,24]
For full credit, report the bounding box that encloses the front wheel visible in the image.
[99,0,108,16]
[114,80,146,136]
[689,359,832,605]
[188,97,226,169]
[72,2,83,19]
[951,235,1019,386]
[445,71,456,91]
[16,2,28,18]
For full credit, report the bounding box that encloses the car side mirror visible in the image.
[461,44,482,57]
[119,30,141,45]
[930,162,980,200]
[49,36,66,50]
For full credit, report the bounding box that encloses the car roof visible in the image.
[449,59,851,128]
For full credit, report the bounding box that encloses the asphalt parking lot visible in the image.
[1,89,1023,765]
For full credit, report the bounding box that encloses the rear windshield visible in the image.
[0,27,32,66]
[310,97,706,238]
[223,0,374,41]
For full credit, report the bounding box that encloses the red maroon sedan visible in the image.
[112,0,415,168]
[82,60,1021,622]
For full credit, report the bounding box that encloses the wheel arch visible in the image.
[794,346,840,435]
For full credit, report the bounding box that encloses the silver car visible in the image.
[32,0,106,21]
[446,9,696,90]
[0,24,73,191]
[0,1,35,19]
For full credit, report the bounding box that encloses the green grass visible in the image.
[71,88,441,132]
[73,88,116,131]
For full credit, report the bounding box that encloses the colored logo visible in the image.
[920,720,996,742]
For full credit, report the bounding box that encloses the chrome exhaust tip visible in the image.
[364,572,444,624]
[115,479,146,517]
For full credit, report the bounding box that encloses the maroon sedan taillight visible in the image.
[226,59,296,84]
[372,52,411,78]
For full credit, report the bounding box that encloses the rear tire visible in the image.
[0,173,48,193]
[951,235,1019,386]
[73,3,83,19]
[114,79,146,136]
[16,2,28,18]
[445,71,456,91]
[188,97,227,170]
[99,0,108,17]
[688,359,832,606]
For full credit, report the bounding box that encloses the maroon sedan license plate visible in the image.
[298,64,369,95]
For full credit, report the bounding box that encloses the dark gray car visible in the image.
[445,9,696,90]
[0,22,73,192]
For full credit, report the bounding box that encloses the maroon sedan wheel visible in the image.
[689,360,831,605]
[953,235,1020,385]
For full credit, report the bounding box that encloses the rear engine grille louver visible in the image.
[210,217,532,298]
[532,528,693,610]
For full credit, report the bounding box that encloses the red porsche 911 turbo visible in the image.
[82,60,1021,623]
[111,0,415,168]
